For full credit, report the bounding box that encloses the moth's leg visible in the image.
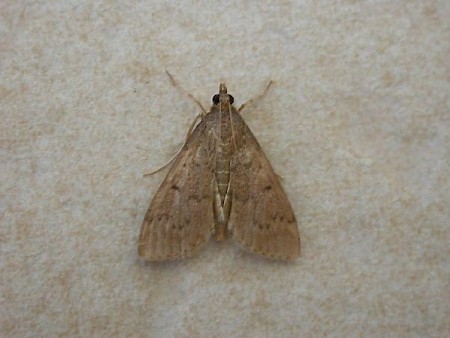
[238,80,274,113]
[143,151,179,177]
[143,114,203,177]
[165,70,207,115]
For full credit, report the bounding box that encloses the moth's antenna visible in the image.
[165,70,207,115]
[238,80,274,113]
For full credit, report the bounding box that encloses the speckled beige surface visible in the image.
[1,1,449,337]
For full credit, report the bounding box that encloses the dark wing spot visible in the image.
[157,214,169,222]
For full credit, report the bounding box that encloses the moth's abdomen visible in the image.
[215,145,232,202]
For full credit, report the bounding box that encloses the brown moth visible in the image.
[138,82,300,261]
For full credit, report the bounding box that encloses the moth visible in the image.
[138,81,300,261]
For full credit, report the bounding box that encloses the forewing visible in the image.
[230,111,300,260]
[138,118,215,261]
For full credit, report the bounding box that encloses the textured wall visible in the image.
[1,1,449,337]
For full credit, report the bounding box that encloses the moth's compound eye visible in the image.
[212,94,220,104]
[228,95,234,104]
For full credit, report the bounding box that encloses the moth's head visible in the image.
[212,83,234,106]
